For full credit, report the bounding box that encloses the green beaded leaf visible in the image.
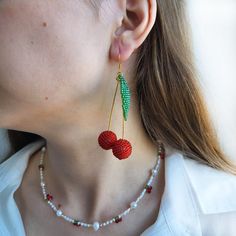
[117,73,131,121]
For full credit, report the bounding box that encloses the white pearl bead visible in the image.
[40,182,45,187]
[130,201,138,209]
[152,169,158,176]
[93,222,100,231]
[56,210,62,217]
[41,147,46,152]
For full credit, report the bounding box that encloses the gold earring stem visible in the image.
[108,54,125,140]
[108,54,122,131]
[122,115,125,139]
[108,79,119,131]
[118,57,122,73]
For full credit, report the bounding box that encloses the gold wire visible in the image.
[118,54,122,73]
[108,79,119,130]
[108,54,121,130]
[108,53,125,139]
[122,114,125,139]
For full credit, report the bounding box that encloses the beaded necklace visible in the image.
[38,141,165,232]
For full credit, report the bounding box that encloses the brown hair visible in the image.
[7,0,236,174]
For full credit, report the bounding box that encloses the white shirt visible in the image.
[0,138,236,236]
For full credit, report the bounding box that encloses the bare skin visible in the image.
[0,0,168,235]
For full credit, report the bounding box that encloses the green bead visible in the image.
[117,73,131,121]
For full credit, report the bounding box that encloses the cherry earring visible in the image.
[98,54,132,160]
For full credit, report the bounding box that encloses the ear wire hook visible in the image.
[118,53,122,73]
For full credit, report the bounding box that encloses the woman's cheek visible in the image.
[0,0,110,106]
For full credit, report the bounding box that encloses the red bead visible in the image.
[46,194,53,201]
[112,139,132,160]
[145,185,152,193]
[98,130,117,150]
[160,152,165,159]
[115,216,122,223]
[73,220,81,226]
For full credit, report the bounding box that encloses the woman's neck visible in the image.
[36,104,160,221]
[43,123,157,218]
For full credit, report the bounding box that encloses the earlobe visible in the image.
[110,37,134,62]
[109,0,157,62]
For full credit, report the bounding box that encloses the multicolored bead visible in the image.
[73,220,81,227]
[145,185,153,193]
[114,216,122,223]
[38,164,44,170]
[46,194,53,201]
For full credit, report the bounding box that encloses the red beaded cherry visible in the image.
[98,130,117,150]
[112,139,132,160]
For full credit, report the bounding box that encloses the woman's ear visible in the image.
[110,0,157,62]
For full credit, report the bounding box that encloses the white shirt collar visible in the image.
[141,151,236,235]
[183,154,236,214]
